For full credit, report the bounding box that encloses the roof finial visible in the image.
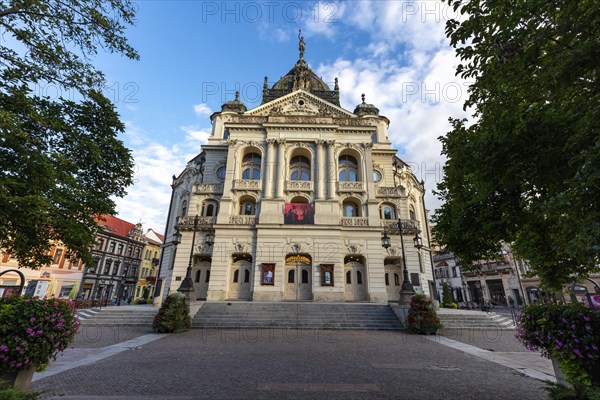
[235,91,240,101]
[298,29,305,60]
[361,93,366,103]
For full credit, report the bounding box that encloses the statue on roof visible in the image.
[298,30,305,60]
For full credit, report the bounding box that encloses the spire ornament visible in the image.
[298,29,305,60]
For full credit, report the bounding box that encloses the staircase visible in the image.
[192,302,404,330]
[437,309,515,330]
[77,305,158,326]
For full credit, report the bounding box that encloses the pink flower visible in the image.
[0,345,8,352]
[30,317,36,322]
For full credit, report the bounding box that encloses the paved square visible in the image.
[34,328,549,399]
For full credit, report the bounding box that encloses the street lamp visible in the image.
[205,229,215,247]
[178,215,199,298]
[381,217,415,305]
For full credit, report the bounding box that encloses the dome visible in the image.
[260,32,340,106]
[221,91,247,114]
[353,94,379,116]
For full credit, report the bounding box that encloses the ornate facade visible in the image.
[159,43,434,304]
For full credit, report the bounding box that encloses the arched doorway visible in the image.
[227,253,252,300]
[344,255,367,302]
[284,254,312,301]
[384,257,402,302]
[193,258,211,300]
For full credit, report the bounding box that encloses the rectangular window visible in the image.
[262,263,275,286]
[53,249,63,264]
[118,244,124,255]
[410,273,420,287]
[96,239,104,250]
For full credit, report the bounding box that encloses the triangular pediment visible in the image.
[246,90,355,118]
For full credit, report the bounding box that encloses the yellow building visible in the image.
[134,229,163,302]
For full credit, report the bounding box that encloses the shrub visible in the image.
[442,282,454,307]
[0,383,37,399]
[0,296,79,372]
[152,293,191,333]
[406,294,442,333]
[516,303,600,389]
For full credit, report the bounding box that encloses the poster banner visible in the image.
[284,203,314,224]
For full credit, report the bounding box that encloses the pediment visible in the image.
[246,90,355,118]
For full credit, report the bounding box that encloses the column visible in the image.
[326,140,336,199]
[275,139,286,199]
[315,140,325,200]
[263,139,276,198]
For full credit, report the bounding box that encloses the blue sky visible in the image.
[98,1,470,233]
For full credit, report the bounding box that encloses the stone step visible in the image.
[192,302,404,330]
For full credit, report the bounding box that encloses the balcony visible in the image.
[340,217,368,227]
[233,180,261,191]
[337,182,365,193]
[194,183,223,195]
[286,181,313,192]
[229,216,257,225]
[381,220,420,235]
[376,186,405,197]
[177,216,216,231]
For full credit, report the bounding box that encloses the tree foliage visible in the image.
[433,0,600,290]
[0,1,138,268]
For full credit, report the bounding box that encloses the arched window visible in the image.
[242,153,261,180]
[233,269,239,283]
[290,156,311,181]
[343,200,360,217]
[205,270,210,283]
[346,271,352,284]
[372,170,382,183]
[181,200,187,217]
[380,204,396,220]
[302,269,309,284]
[195,270,201,283]
[203,201,218,217]
[338,155,358,181]
[394,273,400,286]
[223,129,230,140]
[240,199,256,215]
[385,273,389,286]
[357,271,363,284]
[288,270,295,283]
[409,206,416,220]
[244,270,250,283]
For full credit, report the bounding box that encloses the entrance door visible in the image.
[284,263,312,301]
[228,261,252,300]
[193,262,211,300]
[344,262,367,301]
[384,265,401,301]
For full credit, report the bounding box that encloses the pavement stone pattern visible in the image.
[438,328,527,353]
[33,329,550,400]
[72,325,153,348]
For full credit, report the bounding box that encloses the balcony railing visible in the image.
[340,217,368,227]
[229,216,256,225]
[177,216,216,231]
[337,182,365,192]
[381,220,420,235]
[285,181,313,192]
[376,186,405,197]
[194,183,223,194]
[232,180,261,191]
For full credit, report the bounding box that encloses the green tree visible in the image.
[433,0,600,290]
[0,1,139,269]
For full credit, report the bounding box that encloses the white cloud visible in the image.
[113,121,211,233]
[193,103,212,117]
[302,2,346,39]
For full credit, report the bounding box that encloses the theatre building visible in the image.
[158,42,434,304]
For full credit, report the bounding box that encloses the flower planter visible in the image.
[1,364,36,392]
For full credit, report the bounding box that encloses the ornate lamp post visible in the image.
[178,215,199,300]
[381,217,415,305]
